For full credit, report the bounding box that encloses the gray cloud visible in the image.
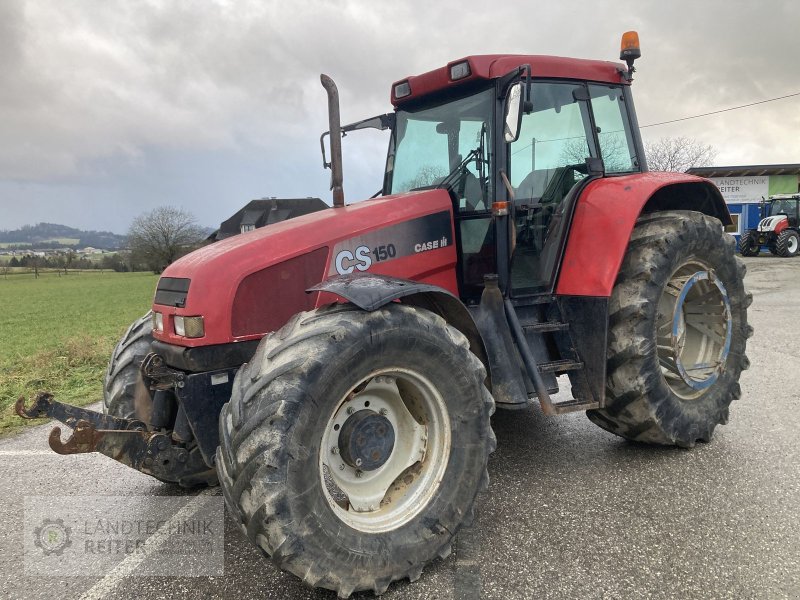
[1,0,798,231]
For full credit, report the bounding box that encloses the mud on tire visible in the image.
[217,303,496,597]
[587,211,753,447]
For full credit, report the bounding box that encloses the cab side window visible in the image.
[588,84,638,173]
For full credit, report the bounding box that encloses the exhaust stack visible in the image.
[320,74,344,208]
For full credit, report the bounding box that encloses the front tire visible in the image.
[103,312,153,419]
[217,303,495,597]
[738,230,760,256]
[588,211,752,447]
[776,229,800,257]
[103,312,217,488]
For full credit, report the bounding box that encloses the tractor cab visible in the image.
[762,194,800,227]
[380,55,647,302]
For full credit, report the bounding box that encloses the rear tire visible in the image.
[217,303,495,597]
[738,230,760,256]
[103,312,153,419]
[776,229,800,257]
[587,211,752,447]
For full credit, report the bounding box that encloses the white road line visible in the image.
[78,488,218,600]
[0,450,56,456]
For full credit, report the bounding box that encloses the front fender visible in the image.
[556,172,730,297]
[309,273,491,385]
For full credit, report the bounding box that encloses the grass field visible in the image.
[0,271,158,434]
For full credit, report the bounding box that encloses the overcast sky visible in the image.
[1,0,799,233]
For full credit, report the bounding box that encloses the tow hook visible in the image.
[16,392,202,480]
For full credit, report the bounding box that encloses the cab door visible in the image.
[507,82,597,295]
[507,81,640,296]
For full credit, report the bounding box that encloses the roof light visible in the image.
[394,81,411,99]
[449,61,471,81]
[619,31,641,81]
[620,31,641,62]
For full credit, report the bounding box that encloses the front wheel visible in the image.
[588,211,752,447]
[738,230,760,256]
[217,303,495,597]
[103,312,153,419]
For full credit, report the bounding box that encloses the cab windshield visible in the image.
[770,199,797,216]
[388,88,494,210]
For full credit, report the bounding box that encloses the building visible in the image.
[207,197,328,242]
[687,164,800,239]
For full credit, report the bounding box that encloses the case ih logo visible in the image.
[330,211,452,276]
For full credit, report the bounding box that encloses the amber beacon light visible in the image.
[619,31,641,80]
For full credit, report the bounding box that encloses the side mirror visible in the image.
[504,83,524,143]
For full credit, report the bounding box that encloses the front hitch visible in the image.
[16,392,210,483]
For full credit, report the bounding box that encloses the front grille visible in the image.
[154,277,191,307]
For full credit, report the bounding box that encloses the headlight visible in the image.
[152,312,164,332]
[449,61,471,80]
[174,315,205,338]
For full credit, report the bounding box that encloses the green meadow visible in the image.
[0,271,158,434]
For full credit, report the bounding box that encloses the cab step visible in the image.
[537,359,584,373]
[523,321,570,333]
[543,397,600,415]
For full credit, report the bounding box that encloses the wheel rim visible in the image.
[319,368,451,533]
[788,234,799,254]
[656,261,733,399]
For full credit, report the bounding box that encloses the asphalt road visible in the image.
[1,256,798,600]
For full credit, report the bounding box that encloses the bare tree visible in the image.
[560,134,631,172]
[127,206,205,273]
[644,136,717,172]
[399,165,448,191]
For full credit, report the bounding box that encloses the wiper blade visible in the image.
[436,147,480,191]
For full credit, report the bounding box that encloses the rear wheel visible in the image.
[738,230,760,256]
[776,229,800,257]
[587,211,752,447]
[217,303,495,597]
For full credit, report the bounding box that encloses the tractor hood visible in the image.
[151,189,458,347]
[757,215,788,233]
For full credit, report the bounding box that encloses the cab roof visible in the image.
[391,54,628,106]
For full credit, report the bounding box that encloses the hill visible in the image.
[0,223,126,249]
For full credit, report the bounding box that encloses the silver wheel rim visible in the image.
[319,368,451,533]
[657,260,732,399]
[788,234,799,254]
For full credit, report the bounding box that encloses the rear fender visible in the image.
[556,173,730,297]
[309,273,491,385]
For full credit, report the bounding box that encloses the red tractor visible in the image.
[739,194,800,257]
[19,33,752,597]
